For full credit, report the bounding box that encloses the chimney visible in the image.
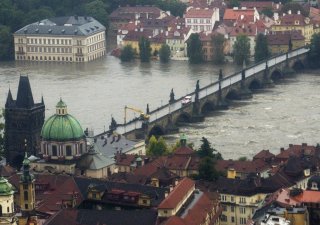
[165,31,168,36]
[297,10,301,15]
[289,144,293,148]
[174,179,179,186]
[288,10,291,15]
[169,185,173,192]
[280,147,284,152]
[165,191,169,198]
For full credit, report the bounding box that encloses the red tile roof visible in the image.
[292,190,320,203]
[164,216,185,225]
[253,150,275,161]
[230,23,257,37]
[224,8,255,21]
[240,2,273,11]
[185,7,215,18]
[215,159,269,174]
[158,178,195,209]
[275,144,316,161]
[275,14,311,26]
[267,31,305,45]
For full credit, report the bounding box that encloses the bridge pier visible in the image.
[237,69,252,100]
[263,63,274,88]
[217,69,229,109]
[282,53,295,76]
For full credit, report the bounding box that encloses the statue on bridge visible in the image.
[146,104,150,114]
[109,116,118,131]
[169,88,175,103]
[195,80,200,102]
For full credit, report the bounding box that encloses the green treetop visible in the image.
[187,33,204,64]
[254,33,270,63]
[233,34,250,65]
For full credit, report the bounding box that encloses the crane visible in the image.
[124,106,150,124]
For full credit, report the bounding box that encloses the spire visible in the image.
[16,75,34,108]
[20,152,34,183]
[5,88,14,107]
[56,98,68,115]
[41,95,44,105]
[180,133,187,147]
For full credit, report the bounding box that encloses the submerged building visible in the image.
[14,16,106,62]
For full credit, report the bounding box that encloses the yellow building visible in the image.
[271,12,313,44]
[122,29,164,55]
[267,31,305,55]
[14,16,106,62]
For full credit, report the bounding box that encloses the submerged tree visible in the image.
[254,33,270,62]
[120,45,135,62]
[187,33,203,64]
[212,33,225,64]
[233,34,250,65]
[147,135,168,156]
[159,44,171,63]
[139,37,152,62]
[197,137,223,160]
[307,33,320,68]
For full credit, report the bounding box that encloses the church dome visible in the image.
[0,177,14,196]
[41,99,84,141]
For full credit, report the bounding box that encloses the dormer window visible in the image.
[295,20,299,25]
[312,182,318,190]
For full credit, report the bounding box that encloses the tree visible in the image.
[233,34,250,65]
[83,0,109,27]
[307,33,320,68]
[238,156,247,161]
[228,0,240,8]
[197,137,222,160]
[254,33,270,62]
[159,44,171,63]
[261,7,273,18]
[198,157,220,181]
[281,3,309,17]
[212,34,225,64]
[0,25,14,61]
[147,135,168,156]
[120,45,135,62]
[139,37,152,62]
[187,33,203,64]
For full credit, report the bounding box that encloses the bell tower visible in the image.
[5,75,45,168]
[19,152,35,214]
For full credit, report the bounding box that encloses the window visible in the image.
[240,197,246,203]
[52,145,57,156]
[221,215,227,222]
[231,206,235,212]
[231,196,234,202]
[23,184,28,190]
[240,207,246,214]
[66,146,72,156]
[80,143,83,154]
[240,217,247,224]
[221,195,227,201]
[222,205,227,211]
[92,193,97,199]
[231,216,235,223]
[25,204,28,210]
[24,191,28,200]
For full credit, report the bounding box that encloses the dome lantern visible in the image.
[56,98,68,115]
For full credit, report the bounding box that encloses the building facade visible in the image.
[185,7,219,32]
[14,16,106,62]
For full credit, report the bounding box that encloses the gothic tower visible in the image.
[5,76,45,168]
[19,152,35,224]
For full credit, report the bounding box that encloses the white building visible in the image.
[14,16,106,62]
[185,7,219,32]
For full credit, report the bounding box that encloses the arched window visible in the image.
[0,204,2,216]
[24,191,28,200]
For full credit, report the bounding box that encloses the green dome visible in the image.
[0,177,14,196]
[41,99,84,141]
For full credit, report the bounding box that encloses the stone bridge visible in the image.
[109,47,309,140]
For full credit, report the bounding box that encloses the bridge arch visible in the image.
[201,101,215,114]
[225,89,239,100]
[148,125,165,137]
[292,59,304,71]
[249,79,262,90]
[176,112,192,124]
[270,69,283,82]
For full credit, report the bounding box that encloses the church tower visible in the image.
[0,177,18,225]
[5,75,45,168]
[19,152,35,224]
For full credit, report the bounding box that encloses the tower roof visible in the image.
[16,75,34,108]
[5,89,14,107]
[0,177,14,196]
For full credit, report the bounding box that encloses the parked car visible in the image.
[181,96,192,105]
